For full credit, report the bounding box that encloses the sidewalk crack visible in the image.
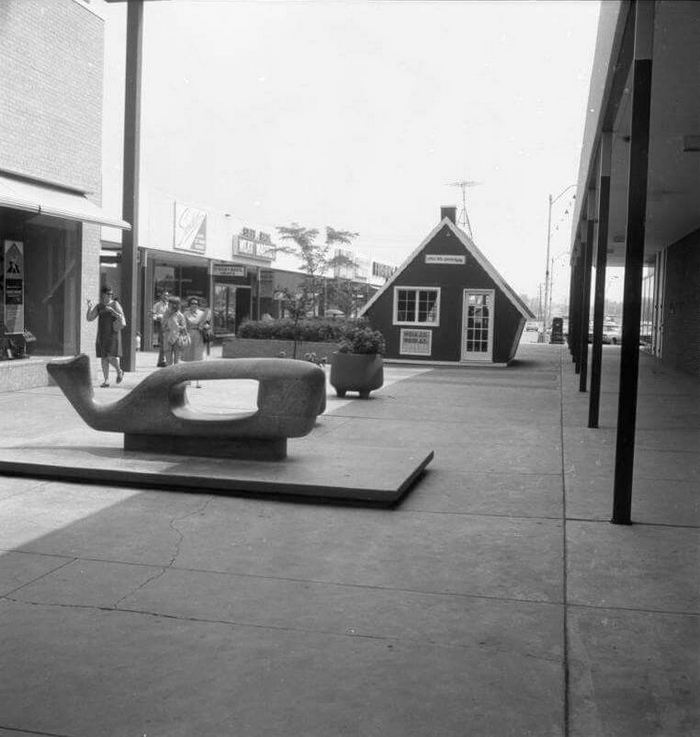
[112,495,214,609]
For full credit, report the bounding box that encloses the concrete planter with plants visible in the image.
[329,326,385,399]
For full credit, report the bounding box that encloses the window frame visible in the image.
[392,286,441,326]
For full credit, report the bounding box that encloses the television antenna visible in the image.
[446,180,482,239]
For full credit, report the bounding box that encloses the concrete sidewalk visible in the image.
[0,344,697,736]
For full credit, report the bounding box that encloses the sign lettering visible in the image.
[425,254,466,265]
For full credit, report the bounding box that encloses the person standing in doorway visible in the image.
[87,286,126,387]
[151,289,170,367]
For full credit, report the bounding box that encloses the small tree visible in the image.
[276,224,358,316]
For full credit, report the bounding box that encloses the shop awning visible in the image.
[0,173,131,230]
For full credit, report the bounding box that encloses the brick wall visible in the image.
[664,229,700,377]
[81,223,102,354]
[0,0,103,195]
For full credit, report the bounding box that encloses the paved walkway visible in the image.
[0,344,697,736]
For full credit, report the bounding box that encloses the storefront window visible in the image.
[1,209,80,356]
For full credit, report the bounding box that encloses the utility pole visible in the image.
[542,185,576,343]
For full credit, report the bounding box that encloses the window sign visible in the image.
[425,254,466,265]
[3,240,24,333]
[393,287,440,326]
[400,328,432,356]
[173,203,207,253]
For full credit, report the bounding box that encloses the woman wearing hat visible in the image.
[161,296,188,366]
[182,297,209,387]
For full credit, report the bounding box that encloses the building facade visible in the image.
[0,0,128,389]
[362,208,534,364]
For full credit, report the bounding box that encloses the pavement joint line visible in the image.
[0,595,564,663]
[565,517,700,530]
[0,723,76,737]
[565,601,700,617]
[394,509,563,521]
[0,557,78,599]
[4,552,566,607]
[559,348,571,737]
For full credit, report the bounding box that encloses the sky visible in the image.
[100,0,601,302]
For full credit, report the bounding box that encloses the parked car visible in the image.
[525,320,541,332]
[588,321,622,344]
[602,321,621,344]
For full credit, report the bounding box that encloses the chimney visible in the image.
[440,206,457,224]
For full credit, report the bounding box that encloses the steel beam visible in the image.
[589,134,612,427]
[612,0,654,525]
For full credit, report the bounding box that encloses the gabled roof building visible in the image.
[361,208,534,364]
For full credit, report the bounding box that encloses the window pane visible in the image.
[397,289,416,321]
[418,290,438,322]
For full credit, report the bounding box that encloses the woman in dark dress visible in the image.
[86,286,126,387]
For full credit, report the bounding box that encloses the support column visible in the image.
[589,134,612,427]
[612,0,654,525]
[120,0,144,373]
[578,196,595,391]
[570,244,582,366]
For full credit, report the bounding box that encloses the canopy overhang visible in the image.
[0,173,130,230]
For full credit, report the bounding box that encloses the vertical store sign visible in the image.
[173,203,207,253]
[3,240,24,333]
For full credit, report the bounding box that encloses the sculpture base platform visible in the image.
[124,434,288,461]
[0,429,433,506]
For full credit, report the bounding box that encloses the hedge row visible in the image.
[238,318,366,343]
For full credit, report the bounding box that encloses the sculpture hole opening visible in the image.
[185,379,260,414]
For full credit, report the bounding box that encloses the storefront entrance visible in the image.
[213,284,251,335]
[461,289,494,361]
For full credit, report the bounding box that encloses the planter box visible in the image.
[329,352,384,398]
[222,338,339,361]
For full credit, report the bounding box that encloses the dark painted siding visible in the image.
[366,224,524,362]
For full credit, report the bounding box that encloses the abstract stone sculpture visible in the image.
[47,354,326,460]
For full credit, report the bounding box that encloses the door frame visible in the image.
[460,288,495,362]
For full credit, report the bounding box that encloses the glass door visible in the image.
[213,284,236,334]
[461,290,494,361]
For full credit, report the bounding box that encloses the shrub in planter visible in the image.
[330,326,385,399]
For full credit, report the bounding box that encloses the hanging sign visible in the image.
[173,203,207,253]
[400,328,432,356]
[213,263,246,278]
[3,240,24,333]
[425,254,466,265]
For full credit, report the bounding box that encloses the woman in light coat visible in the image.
[161,296,187,366]
[181,297,209,387]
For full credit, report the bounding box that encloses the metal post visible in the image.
[569,245,582,364]
[589,134,612,427]
[120,0,144,372]
[579,196,595,392]
[567,247,577,357]
[612,0,654,525]
[542,194,553,340]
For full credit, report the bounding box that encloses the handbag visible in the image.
[176,329,191,348]
[199,321,213,343]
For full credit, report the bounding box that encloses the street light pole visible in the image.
[541,195,553,342]
[542,185,576,341]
